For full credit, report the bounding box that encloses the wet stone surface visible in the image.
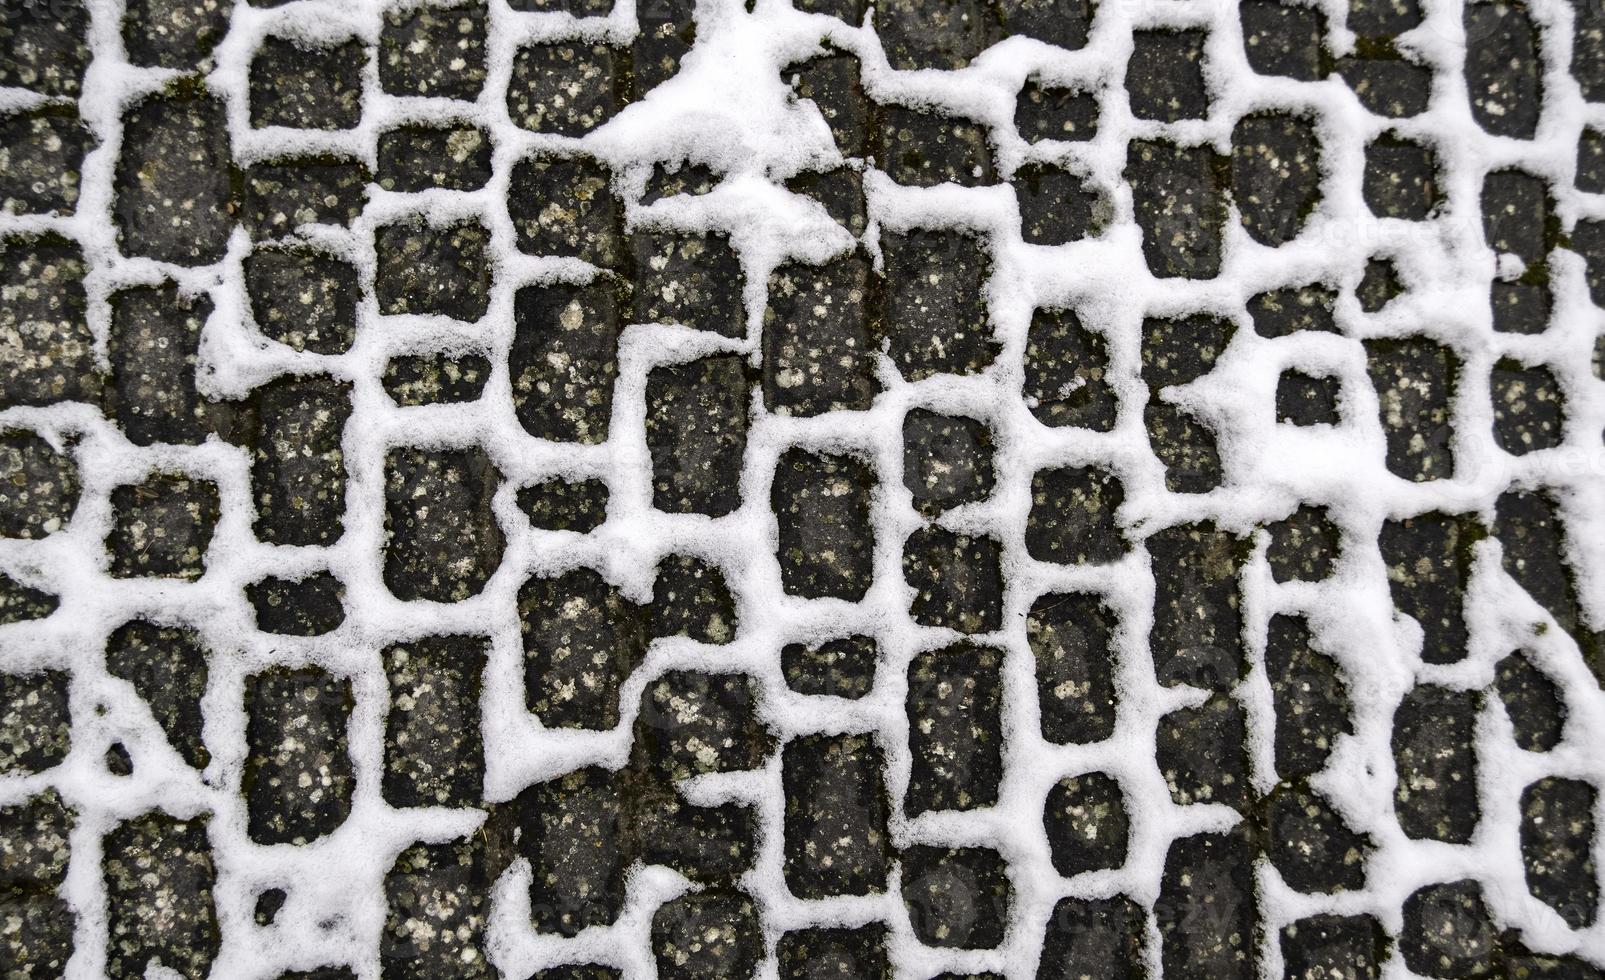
[1044,771,1128,877]
[518,476,609,533]
[0,0,91,97]
[1157,693,1249,810]
[1016,78,1098,143]
[0,236,97,410]
[1149,522,1246,690]
[1267,614,1351,780]
[1026,465,1126,564]
[123,0,231,69]
[1156,828,1257,980]
[782,634,877,698]
[0,669,70,775]
[787,51,872,159]
[248,572,346,636]
[1491,359,1565,456]
[378,125,492,192]
[108,472,219,580]
[1279,914,1385,980]
[774,448,874,599]
[384,636,486,809]
[1266,505,1339,583]
[1013,164,1103,245]
[512,281,624,443]
[510,155,624,267]
[106,620,210,769]
[380,2,487,100]
[1400,880,1498,978]
[0,572,58,624]
[1039,896,1145,980]
[906,643,1003,814]
[1250,283,1337,338]
[764,253,877,417]
[0,430,77,539]
[1495,651,1566,752]
[251,376,353,546]
[244,667,354,845]
[647,355,750,516]
[1264,782,1371,893]
[879,228,996,379]
[375,218,492,322]
[880,104,994,188]
[108,283,232,446]
[905,410,994,515]
[1366,337,1457,481]
[1028,591,1118,744]
[383,351,491,406]
[1380,510,1478,664]
[384,447,504,602]
[383,834,498,978]
[904,526,1004,634]
[509,42,626,136]
[0,110,92,217]
[1521,777,1599,928]
[633,232,746,337]
[901,845,1010,950]
[1023,306,1116,430]
[246,246,359,354]
[647,554,736,643]
[242,157,368,238]
[520,569,644,730]
[249,36,366,130]
[1129,30,1209,122]
[1127,140,1227,279]
[104,813,219,979]
[777,925,889,979]
[1145,399,1223,493]
[1241,0,1327,80]
[783,732,892,898]
[1393,684,1481,843]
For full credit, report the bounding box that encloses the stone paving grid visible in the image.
[4,0,1605,977]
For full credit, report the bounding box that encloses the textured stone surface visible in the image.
[244,667,354,845]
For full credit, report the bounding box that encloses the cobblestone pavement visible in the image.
[3,0,1605,977]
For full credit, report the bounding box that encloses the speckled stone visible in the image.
[242,157,369,239]
[1129,30,1209,121]
[879,228,995,379]
[107,472,218,580]
[382,834,498,979]
[1267,614,1351,780]
[1143,315,1233,391]
[382,636,486,809]
[0,788,72,887]
[383,352,491,406]
[1357,256,1403,312]
[1015,78,1098,143]
[632,231,745,337]
[1400,880,1497,978]
[1013,164,1103,245]
[245,667,354,845]
[383,446,504,602]
[636,0,697,93]
[248,572,345,636]
[635,670,770,783]
[249,36,366,130]
[1393,684,1480,843]
[1465,1,1541,139]
[106,620,209,769]
[787,50,872,158]
[1232,112,1321,246]
[1266,505,1339,583]
[997,0,1092,48]
[1496,490,1597,676]
[782,634,876,698]
[1581,128,1605,192]
[876,0,995,70]
[1501,950,1605,979]
[1127,139,1226,279]
[530,967,621,980]
[1241,0,1327,80]
[0,572,57,624]
[123,0,231,69]
[375,218,491,322]
[0,235,97,410]
[509,155,624,267]
[1266,782,1371,893]
[906,644,1002,814]
[0,430,76,540]
[1026,465,1126,564]
[1350,0,1420,35]
[905,410,994,516]
[772,448,876,599]
[245,246,359,354]
[251,375,353,546]
[1249,283,1337,337]
[520,568,644,730]
[647,356,750,516]
[777,925,889,979]
[1038,896,1145,980]
[1520,777,1598,928]
[380,2,486,100]
[1363,133,1438,220]
[0,789,75,974]
[1573,219,1605,306]
[1491,359,1564,456]
[0,0,91,97]
[1366,337,1456,481]
[378,125,491,192]
[1156,829,1257,980]
[508,42,626,135]
[0,111,92,217]
[1028,591,1118,745]
[1157,693,1249,809]
[1044,771,1128,877]
[1279,914,1385,980]
[651,890,763,980]
[635,793,757,885]
[1578,0,1605,102]
[1337,46,1431,118]
[903,526,1003,634]
[1148,522,1246,690]
[1379,510,1477,664]
[104,813,218,979]
[1145,399,1223,493]
[648,554,737,644]
[105,742,133,776]
[1023,306,1116,431]
[108,283,235,446]
[763,252,876,417]
[1277,368,1342,426]
[511,281,624,443]
[879,104,994,188]
[1483,169,1553,266]
[513,766,629,934]
[901,845,1009,950]
[518,477,608,533]
[643,161,719,203]
[1493,279,1550,334]
[784,166,866,236]
[1495,651,1565,752]
[0,670,69,775]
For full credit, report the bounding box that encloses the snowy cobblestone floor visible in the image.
[4,0,1605,977]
